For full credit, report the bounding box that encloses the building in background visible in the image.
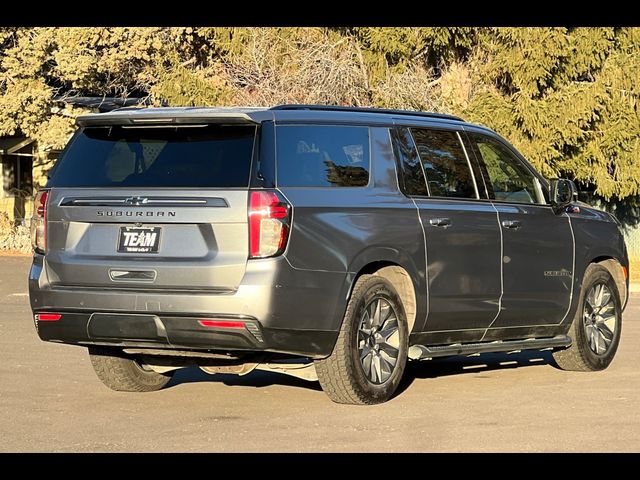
[0,135,35,223]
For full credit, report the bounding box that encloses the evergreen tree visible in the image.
[0,27,638,202]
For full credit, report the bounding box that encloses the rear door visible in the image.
[44,124,257,292]
[394,126,502,343]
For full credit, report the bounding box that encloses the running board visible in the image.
[408,335,572,360]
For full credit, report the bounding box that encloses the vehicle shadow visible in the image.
[167,349,557,396]
[396,349,557,396]
[166,366,323,392]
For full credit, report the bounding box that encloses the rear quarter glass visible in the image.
[275,125,370,187]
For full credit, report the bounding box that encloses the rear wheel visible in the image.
[315,275,408,405]
[88,346,173,392]
[553,264,622,371]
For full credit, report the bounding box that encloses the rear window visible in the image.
[410,128,477,199]
[276,125,370,187]
[47,125,256,188]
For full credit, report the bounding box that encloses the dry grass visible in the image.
[225,29,371,107]
[372,63,441,111]
[0,213,31,254]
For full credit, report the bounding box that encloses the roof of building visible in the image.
[56,96,153,112]
[0,136,34,155]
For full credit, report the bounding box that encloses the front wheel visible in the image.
[553,264,622,372]
[315,275,408,405]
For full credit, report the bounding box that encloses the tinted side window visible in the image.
[276,125,369,187]
[470,133,542,205]
[391,127,428,196]
[410,128,477,199]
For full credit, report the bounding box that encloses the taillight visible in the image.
[31,190,49,253]
[248,190,291,259]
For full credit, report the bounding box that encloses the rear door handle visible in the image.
[501,220,522,230]
[429,217,452,228]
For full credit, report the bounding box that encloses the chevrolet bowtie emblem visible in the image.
[124,196,149,206]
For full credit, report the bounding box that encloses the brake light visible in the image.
[31,190,49,253]
[623,266,628,280]
[248,190,291,259]
[35,313,61,322]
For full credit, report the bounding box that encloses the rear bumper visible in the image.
[32,311,337,357]
[29,254,346,358]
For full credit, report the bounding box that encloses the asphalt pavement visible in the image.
[1,255,638,452]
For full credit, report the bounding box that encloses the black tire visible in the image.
[315,274,408,405]
[88,346,173,392]
[553,264,622,372]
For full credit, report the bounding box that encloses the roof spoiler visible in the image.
[76,111,260,127]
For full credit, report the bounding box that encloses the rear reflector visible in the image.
[36,313,62,322]
[623,266,628,280]
[198,319,246,329]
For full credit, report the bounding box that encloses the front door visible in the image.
[397,126,501,343]
[466,131,574,334]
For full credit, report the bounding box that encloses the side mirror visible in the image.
[550,178,577,212]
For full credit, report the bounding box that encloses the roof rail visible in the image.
[270,104,464,122]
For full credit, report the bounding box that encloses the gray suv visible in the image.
[28,105,629,405]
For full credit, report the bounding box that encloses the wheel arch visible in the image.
[339,248,423,334]
[589,256,628,309]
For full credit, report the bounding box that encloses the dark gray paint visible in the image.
[489,203,574,328]
[278,127,427,333]
[29,106,629,359]
[413,198,501,339]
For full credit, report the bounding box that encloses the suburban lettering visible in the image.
[97,211,177,217]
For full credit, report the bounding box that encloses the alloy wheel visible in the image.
[357,297,401,384]
[583,283,617,355]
